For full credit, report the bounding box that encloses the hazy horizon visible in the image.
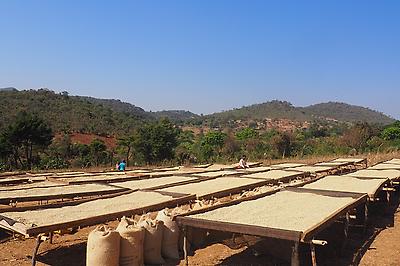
[1,1,399,118]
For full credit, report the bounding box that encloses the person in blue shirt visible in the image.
[118,160,126,171]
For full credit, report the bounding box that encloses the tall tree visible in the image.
[271,132,293,158]
[133,119,180,164]
[117,136,136,166]
[5,112,53,169]
[89,139,108,166]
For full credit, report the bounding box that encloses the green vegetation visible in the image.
[195,100,395,126]
[0,89,399,171]
[0,112,53,169]
[0,89,149,135]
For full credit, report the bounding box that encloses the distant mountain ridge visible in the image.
[205,100,395,125]
[0,89,395,136]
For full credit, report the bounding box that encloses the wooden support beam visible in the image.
[291,242,300,266]
[183,226,189,266]
[312,239,327,246]
[310,243,317,266]
[386,191,391,205]
[49,231,53,244]
[364,203,368,234]
[382,187,396,191]
[341,212,350,255]
[31,235,46,266]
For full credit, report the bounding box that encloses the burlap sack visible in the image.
[116,216,145,266]
[87,225,120,266]
[138,219,165,265]
[156,209,180,259]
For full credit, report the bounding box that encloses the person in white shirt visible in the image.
[239,155,250,169]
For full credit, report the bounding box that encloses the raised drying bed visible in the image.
[236,166,272,174]
[0,190,194,237]
[368,163,400,170]
[160,176,271,199]
[177,187,367,242]
[384,158,400,165]
[285,165,338,174]
[345,169,400,181]
[270,163,306,169]
[0,177,30,186]
[111,175,203,191]
[192,170,243,178]
[241,170,305,181]
[0,183,129,203]
[47,173,147,185]
[302,175,389,199]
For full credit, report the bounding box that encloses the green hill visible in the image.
[0,89,149,135]
[204,100,395,125]
[151,110,199,123]
[302,102,394,124]
[0,89,395,137]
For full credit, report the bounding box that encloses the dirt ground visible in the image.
[1,152,400,265]
[0,196,398,266]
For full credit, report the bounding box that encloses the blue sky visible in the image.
[1,0,399,118]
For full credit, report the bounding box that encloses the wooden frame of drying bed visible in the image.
[176,187,367,266]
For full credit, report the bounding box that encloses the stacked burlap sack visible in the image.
[87,208,180,266]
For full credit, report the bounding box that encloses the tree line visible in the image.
[1,111,400,171]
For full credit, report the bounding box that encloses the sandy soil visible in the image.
[359,206,400,266]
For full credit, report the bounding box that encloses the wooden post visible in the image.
[291,241,300,266]
[183,226,189,266]
[364,203,368,234]
[32,235,44,266]
[310,243,317,266]
[341,212,350,255]
[49,231,53,244]
[386,191,390,205]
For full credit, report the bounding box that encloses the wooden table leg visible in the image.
[183,226,189,266]
[32,235,44,266]
[310,243,317,266]
[291,241,299,266]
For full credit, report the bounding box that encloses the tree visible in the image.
[133,119,180,164]
[382,127,400,141]
[89,139,108,166]
[198,131,227,162]
[271,132,293,158]
[235,128,258,141]
[341,123,375,152]
[0,134,12,170]
[5,112,53,169]
[117,136,136,166]
[175,130,195,165]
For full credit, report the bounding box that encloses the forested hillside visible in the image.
[1,89,399,171]
[204,100,394,125]
[0,89,395,138]
[303,102,394,124]
[0,89,148,135]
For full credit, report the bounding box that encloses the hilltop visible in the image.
[203,100,394,125]
[0,89,149,135]
[0,89,395,137]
